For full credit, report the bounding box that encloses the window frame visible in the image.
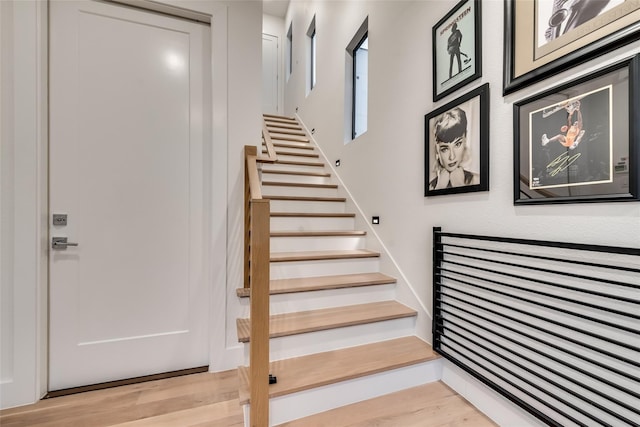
[286,23,293,79]
[306,16,317,91]
[351,32,368,139]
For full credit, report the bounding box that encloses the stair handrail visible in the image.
[262,121,277,162]
[244,144,271,426]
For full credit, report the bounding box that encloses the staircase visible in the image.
[237,114,442,426]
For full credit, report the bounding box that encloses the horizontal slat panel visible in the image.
[433,228,640,427]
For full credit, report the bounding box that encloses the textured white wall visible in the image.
[284,0,640,334]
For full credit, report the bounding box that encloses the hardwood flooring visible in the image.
[0,371,495,427]
[277,382,497,427]
[0,370,243,427]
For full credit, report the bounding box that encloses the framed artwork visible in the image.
[513,54,639,204]
[432,0,482,102]
[504,0,640,95]
[425,83,489,196]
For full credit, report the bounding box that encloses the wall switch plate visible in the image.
[372,216,380,225]
[335,159,340,167]
[53,214,68,226]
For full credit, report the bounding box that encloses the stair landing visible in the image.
[238,336,439,404]
[275,381,497,427]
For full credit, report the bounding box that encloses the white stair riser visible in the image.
[241,317,415,365]
[268,146,316,155]
[270,235,366,252]
[237,284,396,318]
[246,358,443,426]
[270,257,380,280]
[270,216,354,231]
[270,154,320,163]
[269,137,309,144]
[255,317,415,363]
[270,284,395,314]
[261,163,324,173]
[261,173,332,185]
[262,185,338,198]
[268,200,346,214]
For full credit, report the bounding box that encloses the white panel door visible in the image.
[262,33,279,114]
[49,0,209,391]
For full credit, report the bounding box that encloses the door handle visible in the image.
[52,237,79,250]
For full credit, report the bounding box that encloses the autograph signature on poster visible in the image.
[547,151,581,177]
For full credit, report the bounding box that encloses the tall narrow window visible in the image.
[347,18,368,140]
[286,23,293,79]
[307,16,316,92]
[353,34,368,138]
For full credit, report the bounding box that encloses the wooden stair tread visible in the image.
[264,195,346,202]
[271,135,310,143]
[264,115,297,123]
[271,212,354,217]
[236,301,417,343]
[262,169,330,178]
[263,113,296,120]
[271,230,366,237]
[266,128,306,137]
[237,336,435,403]
[275,159,324,167]
[267,123,303,131]
[275,381,496,427]
[272,142,313,150]
[263,181,337,189]
[262,150,319,158]
[271,249,379,262]
[236,272,396,297]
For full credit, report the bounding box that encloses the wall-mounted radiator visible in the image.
[432,227,639,427]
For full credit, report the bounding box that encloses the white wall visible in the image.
[0,0,48,409]
[0,0,262,409]
[284,0,640,342]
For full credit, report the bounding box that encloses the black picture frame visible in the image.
[432,0,482,102]
[513,54,639,205]
[504,0,640,95]
[425,83,489,197]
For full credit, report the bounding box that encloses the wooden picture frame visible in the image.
[432,0,482,102]
[513,54,639,204]
[504,0,640,95]
[425,83,489,196]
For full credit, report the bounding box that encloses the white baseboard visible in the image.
[441,359,544,427]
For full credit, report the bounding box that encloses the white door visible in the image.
[262,33,279,115]
[49,0,210,391]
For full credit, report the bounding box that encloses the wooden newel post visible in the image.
[250,199,270,426]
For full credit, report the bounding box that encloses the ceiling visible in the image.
[263,0,290,18]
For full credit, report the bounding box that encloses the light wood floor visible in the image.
[0,371,495,427]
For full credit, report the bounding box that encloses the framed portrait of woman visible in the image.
[425,83,490,197]
[432,0,482,101]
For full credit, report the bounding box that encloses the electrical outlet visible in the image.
[372,216,380,225]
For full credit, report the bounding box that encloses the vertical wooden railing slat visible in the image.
[244,142,271,427]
